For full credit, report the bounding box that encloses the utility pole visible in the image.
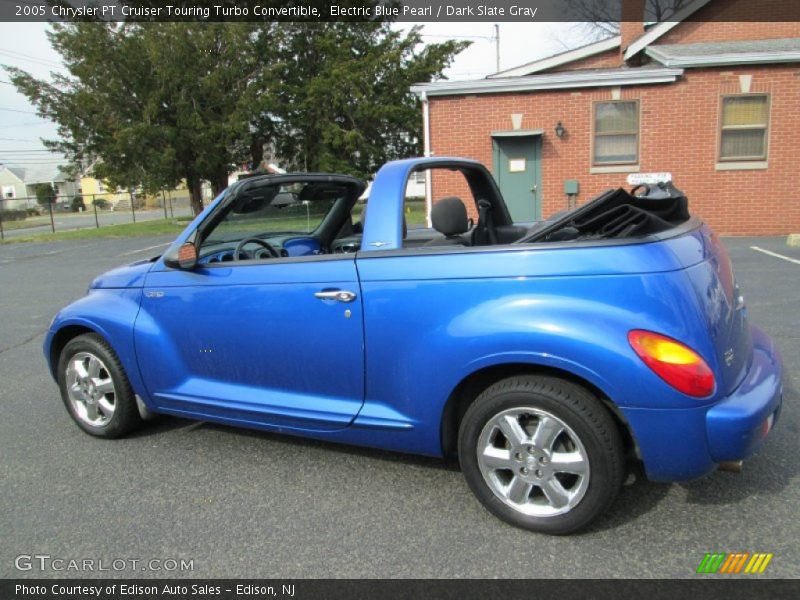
[495,24,500,72]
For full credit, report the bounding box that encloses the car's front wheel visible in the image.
[57,333,142,438]
[458,375,624,534]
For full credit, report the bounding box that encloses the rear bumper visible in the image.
[705,325,782,462]
[621,325,783,482]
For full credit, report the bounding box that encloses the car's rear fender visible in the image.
[355,262,720,458]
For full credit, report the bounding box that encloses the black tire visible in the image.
[458,375,623,534]
[57,333,143,438]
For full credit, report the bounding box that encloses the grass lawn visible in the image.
[0,214,55,231]
[405,200,427,226]
[2,200,429,244]
[1,219,188,244]
[0,210,123,231]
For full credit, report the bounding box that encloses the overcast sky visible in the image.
[0,21,585,170]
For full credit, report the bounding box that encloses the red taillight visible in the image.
[628,330,716,398]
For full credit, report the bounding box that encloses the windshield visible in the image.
[203,182,340,245]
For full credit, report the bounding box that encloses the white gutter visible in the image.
[645,46,800,67]
[411,68,684,98]
[421,90,432,228]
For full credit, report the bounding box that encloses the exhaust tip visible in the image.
[718,460,743,473]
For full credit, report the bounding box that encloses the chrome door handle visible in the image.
[314,290,357,303]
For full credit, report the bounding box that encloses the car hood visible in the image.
[90,259,155,289]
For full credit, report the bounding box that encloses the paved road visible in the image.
[0,236,797,578]
[2,206,192,239]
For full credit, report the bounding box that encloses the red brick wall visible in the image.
[662,21,800,44]
[664,0,800,44]
[428,65,800,235]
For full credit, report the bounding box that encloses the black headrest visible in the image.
[431,196,469,236]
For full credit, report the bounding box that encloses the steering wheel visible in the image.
[234,237,280,260]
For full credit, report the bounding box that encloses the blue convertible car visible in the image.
[45,157,782,533]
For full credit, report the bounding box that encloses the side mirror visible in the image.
[164,241,198,270]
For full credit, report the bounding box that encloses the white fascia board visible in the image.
[489,36,621,79]
[411,68,684,98]
[623,0,713,60]
[646,46,800,67]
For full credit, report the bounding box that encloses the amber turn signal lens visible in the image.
[628,330,716,398]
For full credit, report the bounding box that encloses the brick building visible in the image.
[411,0,800,235]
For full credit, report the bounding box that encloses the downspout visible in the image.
[421,90,432,228]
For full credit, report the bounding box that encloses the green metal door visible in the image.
[492,135,542,222]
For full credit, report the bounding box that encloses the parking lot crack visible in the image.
[0,330,46,355]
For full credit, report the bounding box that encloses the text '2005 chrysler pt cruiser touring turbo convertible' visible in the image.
[45,157,783,534]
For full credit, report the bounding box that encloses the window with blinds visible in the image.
[593,101,639,165]
[719,95,770,161]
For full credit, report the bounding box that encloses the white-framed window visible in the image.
[719,94,770,161]
[593,100,640,166]
[2,185,15,199]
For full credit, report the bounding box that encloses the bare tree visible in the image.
[564,0,695,38]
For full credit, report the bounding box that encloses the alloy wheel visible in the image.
[476,407,590,517]
[65,351,117,428]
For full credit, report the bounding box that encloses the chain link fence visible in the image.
[0,190,197,241]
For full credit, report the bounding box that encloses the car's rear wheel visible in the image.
[458,375,623,534]
[57,333,142,438]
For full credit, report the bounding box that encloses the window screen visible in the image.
[593,101,639,165]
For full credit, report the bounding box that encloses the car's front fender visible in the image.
[44,288,149,405]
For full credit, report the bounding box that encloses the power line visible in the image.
[0,137,45,142]
[0,159,65,164]
[0,107,40,115]
[0,150,61,160]
[0,121,51,128]
[0,47,63,69]
[0,156,58,159]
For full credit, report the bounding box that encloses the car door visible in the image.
[133,177,365,432]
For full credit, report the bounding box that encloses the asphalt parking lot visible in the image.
[0,235,797,579]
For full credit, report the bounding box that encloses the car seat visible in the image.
[423,196,472,246]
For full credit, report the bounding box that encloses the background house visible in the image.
[24,167,79,200]
[412,0,800,235]
[80,171,208,212]
[0,165,79,210]
[0,165,28,210]
[79,173,130,207]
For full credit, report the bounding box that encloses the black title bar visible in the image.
[3,579,800,600]
[3,0,800,23]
